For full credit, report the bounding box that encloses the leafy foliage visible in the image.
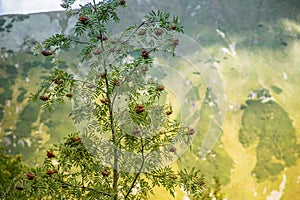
[0,147,28,199]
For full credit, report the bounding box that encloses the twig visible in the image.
[50,176,112,197]
[69,38,94,46]
[121,20,161,44]
[124,138,147,199]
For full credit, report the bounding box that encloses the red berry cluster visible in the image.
[135,105,145,113]
[119,0,126,5]
[66,93,73,98]
[41,50,53,56]
[155,29,164,36]
[71,137,81,143]
[79,16,89,25]
[54,79,64,84]
[46,150,55,158]
[167,25,177,31]
[98,72,106,79]
[141,49,150,59]
[186,128,195,135]
[173,39,179,46]
[93,48,103,55]
[169,146,176,152]
[102,169,110,177]
[26,172,35,180]
[156,85,165,91]
[165,110,173,115]
[39,95,49,101]
[15,185,24,191]
[138,29,146,36]
[46,169,58,176]
[97,35,108,41]
[60,3,69,8]
[100,98,110,105]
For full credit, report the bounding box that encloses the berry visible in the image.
[135,104,145,113]
[155,29,163,36]
[15,185,24,191]
[79,16,89,25]
[99,72,107,79]
[120,0,126,5]
[138,29,146,36]
[46,169,58,176]
[54,79,64,84]
[171,25,177,30]
[186,128,195,135]
[60,3,69,8]
[141,49,150,59]
[156,85,164,91]
[41,50,53,56]
[66,93,73,98]
[100,98,110,105]
[71,137,81,142]
[173,39,179,46]
[102,169,110,177]
[169,146,176,152]
[46,150,55,158]
[26,172,35,180]
[165,110,173,115]
[97,35,108,41]
[39,95,49,101]
[93,48,102,55]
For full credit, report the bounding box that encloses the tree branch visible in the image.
[50,176,112,197]
[92,2,119,199]
[121,20,161,44]
[124,138,147,199]
[69,38,94,46]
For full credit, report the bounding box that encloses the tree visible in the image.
[5,0,212,199]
